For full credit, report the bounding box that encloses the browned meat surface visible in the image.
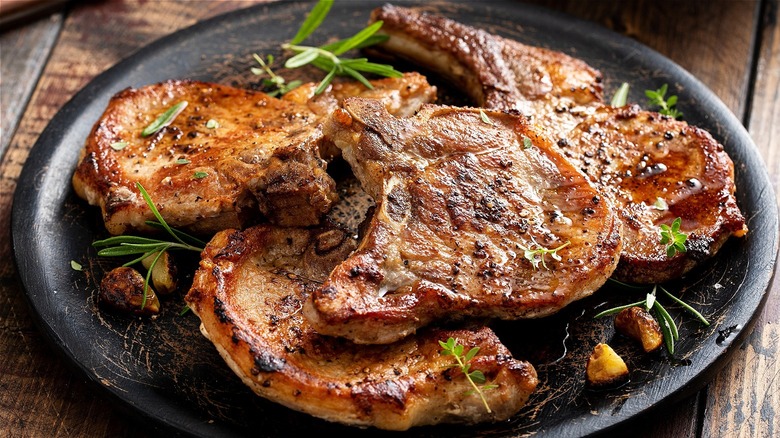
[73,74,436,235]
[370,4,746,283]
[564,105,746,282]
[305,99,621,344]
[370,4,603,137]
[185,225,538,431]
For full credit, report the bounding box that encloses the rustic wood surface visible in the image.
[0,0,777,437]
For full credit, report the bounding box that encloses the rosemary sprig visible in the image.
[597,280,710,354]
[611,82,630,107]
[439,337,498,413]
[660,217,688,258]
[518,239,571,270]
[645,83,683,119]
[141,101,188,137]
[93,183,206,308]
[279,0,402,94]
[251,53,303,97]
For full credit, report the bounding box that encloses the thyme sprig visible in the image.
[518,239,571,270]
[251,53,303,97]
[279,0,402,94]
[645,83,683,119]
[595,280,710,354]
[93,183,206,307]
[439,337,498,413]
[660,217,688,258]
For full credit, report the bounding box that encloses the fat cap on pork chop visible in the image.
[369,4,746,283]
[72,74,435,235]
[185,225,538,430]
[305,99,622,344]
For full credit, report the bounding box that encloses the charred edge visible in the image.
[249,347,286,375]
[215,230,248,260]
[213,296,232,324]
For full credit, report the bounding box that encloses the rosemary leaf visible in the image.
[290,0,333,45]
[611,82,630,107]
[659,286,710,326]
[141,101,188,137]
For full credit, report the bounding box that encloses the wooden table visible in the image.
[1,0,777,436]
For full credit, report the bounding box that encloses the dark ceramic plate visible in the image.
[11,1,778,437]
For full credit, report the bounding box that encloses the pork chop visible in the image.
[73,74,436,235]
[369,4,746,283]
[185,224,538,430]
[305,99,622,344]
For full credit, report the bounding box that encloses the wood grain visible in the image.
[0,1,264,437]
[0,12,61,157]
[703,1,780,437]
[0,0,775,437]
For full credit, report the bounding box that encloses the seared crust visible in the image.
[306,99,621,344]
[564,105,747,282]
[185,226,538,430]
[370,5,746,283]
[73,74,436,235]
[371,4,604,136]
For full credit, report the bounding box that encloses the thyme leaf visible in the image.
[645,83,683,119]
[660,217,688,258]
[439,337,496,413]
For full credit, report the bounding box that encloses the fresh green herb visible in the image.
[522,136,533,149]
[93,183,206,308]
[70,260,83,271]
[653,197,668,211]
[611,82,630,107]
[141,101,188,137]
[645,84,683,119]
[518,239,571,270]
[193,171,208,179]
[597,280,710,354]
[251,53,303,97]
[175,158,190,165]
[279,0,402,95]
[110,141,128,151]
[439,337,498,413]
[206,119,219,129]
[660,217,688,257]
[479,109,493,125]
[179,304,191,316]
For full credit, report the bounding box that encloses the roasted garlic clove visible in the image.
[615,306,664,352]
[141,251,178,295]
[99,266,160,316]
[586,343,629,387]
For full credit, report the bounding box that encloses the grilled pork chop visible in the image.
[185,225,538,430]
[305,99,622,344]
[370,5,746,283]
[73,74,435,235]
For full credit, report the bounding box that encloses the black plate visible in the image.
[12,1,778,437]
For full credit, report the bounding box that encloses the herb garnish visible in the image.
[518,239,571,270]
[206,119,219,129]
[175,158,190,165]
[252,53,303,97]
[193,171,208,179]
[110,141,128,151]
[141,101,188,137]
[660,217,688,257]
[645,84,683,119]
[92,183,206,308]
[279,0,402,94]
[653,197,668,211]
[70,260,83,271]
[595,280,709,354]
[439,337,498,413]
[522,136,533,149]
[611,82,630,107]
[479,109,493,125]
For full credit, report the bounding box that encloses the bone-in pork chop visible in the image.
[73,74,435,235]
[369,4,746,283]
[185,225,538,430]
[305,99,622,344]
